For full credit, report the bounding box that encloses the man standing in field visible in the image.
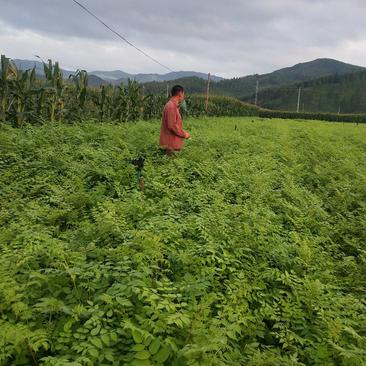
[159,85,190,155]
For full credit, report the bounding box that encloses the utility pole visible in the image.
[296,87,301,112]
[338,105,341,114]
[254,80,259,106]
[205,72,211,113]
[166,84,169,99]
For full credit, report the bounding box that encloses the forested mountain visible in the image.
[143,58,365,99]
[142,58,366,113]
[244,70,366,113]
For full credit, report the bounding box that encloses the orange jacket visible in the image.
[159,100,189,150]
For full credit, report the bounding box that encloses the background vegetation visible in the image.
[3,55,366,126]
[0,55,255,127]
[142,59,366,114]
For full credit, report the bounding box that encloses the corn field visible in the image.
[0,55,257,127]
[0,55,169,126]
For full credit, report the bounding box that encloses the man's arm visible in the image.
[165,106,190,138]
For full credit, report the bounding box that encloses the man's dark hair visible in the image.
[171,85,184,96]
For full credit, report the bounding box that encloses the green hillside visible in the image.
[142,59,366,113]
[216,58,365,100]
[143,58,364,100]
[247,70,366,113]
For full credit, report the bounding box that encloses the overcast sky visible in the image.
[1,0,365,78]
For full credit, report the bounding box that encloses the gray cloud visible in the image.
[1,0,366,77]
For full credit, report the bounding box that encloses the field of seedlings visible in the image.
[1,116,366,365]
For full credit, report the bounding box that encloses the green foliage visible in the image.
[142,76,209,96]
[186,95,258,117]
[1,117,366,365]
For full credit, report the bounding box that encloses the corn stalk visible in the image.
[43,59,65,125]
[0,55,17,123]
[11,68,37,127]
[69,70,88,121]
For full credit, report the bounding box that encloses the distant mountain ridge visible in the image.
[142,58,365,99]
[234,58,365,98]
[90,70,222,84]
[10,58,222,86]
[140,58,366,113]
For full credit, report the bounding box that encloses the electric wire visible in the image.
[71,0,174,72]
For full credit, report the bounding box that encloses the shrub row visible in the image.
[258,108,366,123]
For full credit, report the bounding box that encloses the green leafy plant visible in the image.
[1,117,366,365]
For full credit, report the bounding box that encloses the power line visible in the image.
[254,80,259,105]
[296,87,301,112]
[71,0,174,72]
